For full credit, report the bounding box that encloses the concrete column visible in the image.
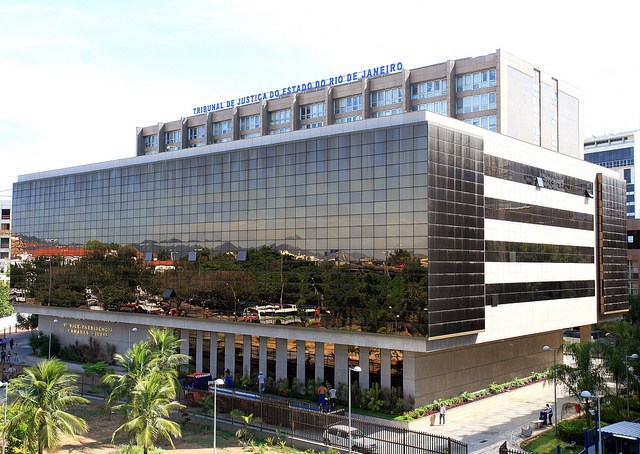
[205,112,213,145]
[195,330,203,372]
[402,69,411,113]
[225,333,235,376]
[275,338,288,381]
[292,93,300,131]
[232,106,240,141]
[260,100,269,137]
[181,118,188,150]
[210,332,218,378]
[380,348,391,390]
[325,86,334,126]
[296,340,306,386]
[259,336,268,377]
[402,350,416,403]
[135,127,144,156]
[362,79,371,119]
[580,325,592,343]
[315,342,324,381]
[334,343,348,387]
[158,122,166,153]
[359,347,370,389]
[243,334,252,377]
[180,329,189,357]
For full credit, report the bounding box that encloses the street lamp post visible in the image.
[1,380,8,454]
[543,345,558,435]
[348,366,362,454]
[48,319,58,359]
[626,353,639,420]
[581,391,602,454]
[213,378,224,454]
[226,283,237,320]
[129,327,138,349]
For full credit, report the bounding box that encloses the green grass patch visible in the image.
[521,428,584,454]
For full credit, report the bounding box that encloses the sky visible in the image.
[1,0,639,201]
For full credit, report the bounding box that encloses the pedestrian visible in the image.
[329,386,337,408]
[258,371,265,393]
[9,338,13,350]
[1,351,5,363]
[224,369,233,388]
[6,352,10,363]
[318,383,328,406]
[439,403,446,425]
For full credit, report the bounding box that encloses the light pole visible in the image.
[1,380,8,454]
[213,378,224,454]
[129,327,138,349]
[226,283,237,320]
[543,345,558,434]
[581,391,601,454]
[48,319,58,359]
[348,366,362,454]
[626,353,639,420]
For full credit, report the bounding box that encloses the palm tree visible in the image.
[112,374,183,454]
[555,341,608,426]
[103,341,159,410]
[147,326,189,392]
[4,359,89,454]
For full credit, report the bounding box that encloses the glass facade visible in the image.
[12,124,434,336]
[584,147,634,168]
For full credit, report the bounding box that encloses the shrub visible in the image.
[599,406,624,424]
[558,418,590,443]
[110,445,165,454]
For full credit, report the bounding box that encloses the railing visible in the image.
[184,388,467,454]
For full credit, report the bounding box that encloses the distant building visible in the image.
[585,130,639,218]
[0,201,10,284]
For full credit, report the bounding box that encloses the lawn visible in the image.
[521,428,584,454]
[53,403,288,454]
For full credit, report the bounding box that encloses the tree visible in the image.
[112,374,183,454]
[103,341,159,410]
[16,313,38,330]
[555,342,608,425]
[4,359,89,454]
[0,282,12,317]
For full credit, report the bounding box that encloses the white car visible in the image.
[323,424,376,453]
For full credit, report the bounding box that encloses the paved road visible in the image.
[424,382,574,453]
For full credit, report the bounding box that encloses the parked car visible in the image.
[323,424,376,453]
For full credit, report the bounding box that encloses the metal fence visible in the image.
[498,441,525,454]
[187,389,467,454]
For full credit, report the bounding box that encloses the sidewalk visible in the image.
[425,382,574,453]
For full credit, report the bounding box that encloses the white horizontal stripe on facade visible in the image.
[479,296,597,343]
[485,176,595,215]
[485,219,595,247]
[485,134,619,182]
[485,262,595,284]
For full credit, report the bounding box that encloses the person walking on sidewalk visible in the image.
[258,371,265,393]
[440,403,446,425]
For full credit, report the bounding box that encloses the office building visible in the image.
[10,53,624,406]
[585,131,639,219]
[137,50,582,160]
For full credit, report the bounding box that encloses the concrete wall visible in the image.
[414,330,562,405]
